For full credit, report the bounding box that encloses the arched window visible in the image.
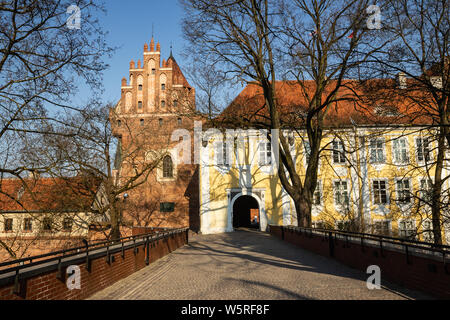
[160,73,167,86]
[125,92,132,110]
[162,155,173,178]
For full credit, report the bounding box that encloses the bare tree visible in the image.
[181,54,232,119]
[40,104,171,241]
[360,0,449,244]
[0,0,113,253]
[181,0,388,227]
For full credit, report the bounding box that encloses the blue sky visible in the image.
[75,0,188,106]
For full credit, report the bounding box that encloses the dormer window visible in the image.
[159,118,163,126]
[117,120,121,127]
[374,105,400,117]
[17,186,25,200]
[178,118,182,125]
[140,119,144,126]
[138,84,142,91]
[430,76,442,89]
[173,100,178,108]
[161,83,166,91]
[161,100,165,108]
[152,68,156,74]
[138,101,142,109]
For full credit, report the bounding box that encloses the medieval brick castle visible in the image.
[111,38,200,232]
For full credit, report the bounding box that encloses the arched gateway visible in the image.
[232,195,260,229]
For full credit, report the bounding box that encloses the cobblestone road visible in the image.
[88,229,431,300]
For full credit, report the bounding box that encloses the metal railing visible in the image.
[0,227,189,276]
[271,225,450,264]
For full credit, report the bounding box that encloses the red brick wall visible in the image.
[0,230,188,300]
[269,225,450,299]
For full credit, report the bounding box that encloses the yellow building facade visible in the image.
[199,126,450,244]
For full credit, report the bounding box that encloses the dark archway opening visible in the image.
[232,195,259,229]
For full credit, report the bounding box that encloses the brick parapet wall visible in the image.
[0,228,188,300]
[269,225,450,299]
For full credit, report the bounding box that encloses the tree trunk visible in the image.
[109,203,122,241]
[294,193,312,228]
[432,129,445,245]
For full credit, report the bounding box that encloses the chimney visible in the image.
[121,77,127,86]
[396,72,407,89]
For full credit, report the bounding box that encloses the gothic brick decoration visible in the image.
[111,38,200,231]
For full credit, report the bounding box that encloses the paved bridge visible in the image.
[88,229,430,300]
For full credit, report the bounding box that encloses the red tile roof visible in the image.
[0,176,101,213]
[218,79,436,128]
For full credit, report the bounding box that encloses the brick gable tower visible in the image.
[111,38,200,232]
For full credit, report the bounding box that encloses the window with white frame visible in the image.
[4,218,13,232]
[42,217,53,232]
[398,220,416,239]
[416,137,431,162]
[334,180,349,207]
[313,181,321,205]
[393,137,409,163]
[422,220,434,242]
[372,180,388,205]
[369,138,385,163]
[373,220,390,235]
[259,141,272,166]
[332,140,345,164]
[23,218,32,231]
[216,140,230,166]
[419,179,433,203]
[396,178,411,204]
